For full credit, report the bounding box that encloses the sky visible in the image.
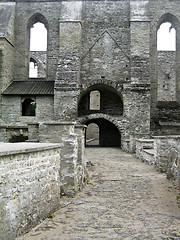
[30,22,47,51]
[157,22,176,51]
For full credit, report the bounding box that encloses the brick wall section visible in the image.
[0,143,61,240]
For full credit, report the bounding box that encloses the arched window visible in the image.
[30,22,47,51]
[89,90,100,110]
[22,98,36,116]
[29,58,38,78]
[157,22,176,51]
[156,15,178,102]
[28,14,48,78]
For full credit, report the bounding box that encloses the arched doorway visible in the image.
[86,123,99,146]
[85,118,121,147]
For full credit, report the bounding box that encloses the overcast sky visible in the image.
[30,22,47,51]
[157,22,176,51]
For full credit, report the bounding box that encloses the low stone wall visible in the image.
[154,136,180,190]
[135,136,180,191]
[0,143,61,240]
[136,139,154,164]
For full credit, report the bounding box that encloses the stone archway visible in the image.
[84,118,121,147]
[86,123,100,146]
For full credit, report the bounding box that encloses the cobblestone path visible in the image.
[17,148,180,240]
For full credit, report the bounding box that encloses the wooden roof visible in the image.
[3,81,54,95]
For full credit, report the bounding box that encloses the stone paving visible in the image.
[17,148,180,240]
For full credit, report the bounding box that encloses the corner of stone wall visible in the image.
[38,122,86,197]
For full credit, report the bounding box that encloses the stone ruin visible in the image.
[0,0,180,238]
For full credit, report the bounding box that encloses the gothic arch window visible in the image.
[156,14,179,102]
[22,98,36,116]
[157,22,176,51]
[28,14,48,78]
[30,22,47,52]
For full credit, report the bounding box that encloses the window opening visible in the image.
[22,98,36,116]
[163,74,170,90]
[29,21,47,78]
[30,22,47,51]
[157,22,176,51]
[90,90,100,110]
[29,58,38,78]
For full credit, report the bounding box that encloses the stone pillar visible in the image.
[130,0,150,84]
[54,1,82,121]
[125,0,151,136]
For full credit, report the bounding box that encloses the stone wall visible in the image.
[38,122,86,196]
[136,139,154,164]
[149,0,180,119]
[157,51,176,102]
[123,84,151,135]
[30,51,47,78]
[14,1,60,81]
[154,136,180,190]
[1,95,54,125]
[0,143,61,240]
[0,126,28,143]
[0,2,15,90]
[81,1,130,84]
[134,136,180,191]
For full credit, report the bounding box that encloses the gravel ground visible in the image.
[17,148,180,240]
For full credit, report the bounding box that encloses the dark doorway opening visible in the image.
[85,119,121,147]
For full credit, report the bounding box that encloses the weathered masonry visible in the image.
[0,0,180,237]
[0,143,61,240]
[1,0,180,192]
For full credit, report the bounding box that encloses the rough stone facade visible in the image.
[0,0,180,226]
[0,143,61,240]
[0,0,179,135]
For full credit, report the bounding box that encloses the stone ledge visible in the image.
[143,149,154,155]
[136,138,154,143]
[153,135,180,139]
[0,142,62,157]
